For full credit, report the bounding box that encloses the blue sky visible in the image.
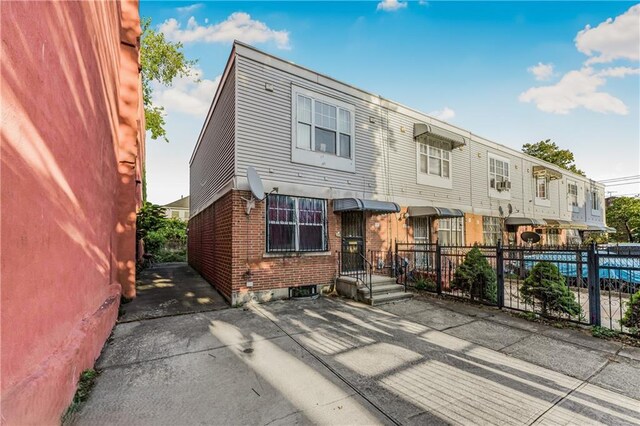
[141,1,640,205]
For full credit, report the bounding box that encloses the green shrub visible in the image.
[155,248,187,262]
[591,326,620,339]
[414,276,436,291]
[621,290,640,331]
[451,247,497,303]
[520,261,581,316]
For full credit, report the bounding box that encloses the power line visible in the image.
[604,181,640,187]
[599,175,640,183]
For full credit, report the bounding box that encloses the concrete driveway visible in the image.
[119,263,228,322]
[72,294,640,425]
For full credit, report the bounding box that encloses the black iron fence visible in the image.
[372,241,640,333]
[337,250,373,301]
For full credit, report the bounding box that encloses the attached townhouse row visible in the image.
[188,41,611,305]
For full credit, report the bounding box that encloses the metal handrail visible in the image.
[337,251,373,302]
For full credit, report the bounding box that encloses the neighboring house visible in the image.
[188,41,611,305]
[163,195,190,221]
[1,1,145,423]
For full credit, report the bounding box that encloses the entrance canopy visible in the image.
[532,165,562,180]
[333,198,400,213]
[505,217,547,226]
[407,206,464,218]
[586,224,617,233]
[544,219,589,230]
[413,123,467,149]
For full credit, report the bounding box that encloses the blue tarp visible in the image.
[519,252,640,285]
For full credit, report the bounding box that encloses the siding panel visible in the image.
[190,64,236,216]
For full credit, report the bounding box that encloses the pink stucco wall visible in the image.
[0,1,144,423]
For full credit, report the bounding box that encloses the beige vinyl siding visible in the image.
[235,55,472,207]
[190,64,236,216]
[195,43,606,228]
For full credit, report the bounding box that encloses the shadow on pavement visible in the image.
[119,262,228,322]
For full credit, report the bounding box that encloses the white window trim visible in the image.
[416,139,453,189]
[291,86,356,173]
[566,180,580,212]
[534,176,551,207]
[487,152,511,200]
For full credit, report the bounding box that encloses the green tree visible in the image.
[520,261,581,317]
[136,201,167,236]
[522,139,585,176]
[606,197,640,243]
[136,202,187,263]
[141,17,197,142]
[621,290,640,333]
[451,247,497,303]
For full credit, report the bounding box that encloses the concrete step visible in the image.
[363,291,413,306]
[337,275,397,287]
[361,290,413,306]
[357,283,405,295]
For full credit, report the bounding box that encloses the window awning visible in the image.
[407,206,464,218]
[586,224,617,233]
[532,165,562,180]
[414,123,467,149]
[333,198,400,213]
[505,217,547,226]
[544,219,589,230]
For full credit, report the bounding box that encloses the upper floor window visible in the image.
[536,177,548,200]
[591,190,600,211]
[419,141,450,178]
[567,182,579,209]
[488,153,511,199]
[416,138,453,189]
[489,156,510,190]
[292,87,355,172]
[267,195,327,253]
[483,216,502,245]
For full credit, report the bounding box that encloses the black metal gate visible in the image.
[341,212,364,273]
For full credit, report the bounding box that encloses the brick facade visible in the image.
[190,190,343,304]
[189,190,571,305]
[188,191,234,301]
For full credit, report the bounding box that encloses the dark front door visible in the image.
[341,211,365,273]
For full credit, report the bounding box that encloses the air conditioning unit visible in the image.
[496,180,512,191]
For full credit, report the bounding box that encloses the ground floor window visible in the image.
[438,217,464,246]
[483,216,502,245]
[267,195,327,252]
[546,228,561,246]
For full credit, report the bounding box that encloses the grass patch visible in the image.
[591,326,620,339]
[61,369,98,424]
[516,312,538,322]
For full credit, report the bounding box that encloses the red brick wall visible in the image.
[231,190,341,297]
[1,1,144,423]
[188,191,234,301]
[190,190,346,301]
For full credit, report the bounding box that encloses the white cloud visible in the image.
[159,13,290,50]
[528,62,554,81]
[575,4,640,64]
[595,66,640,78]
[429,107,455,121]
[377,0,408,12]
[518,67,628,115]
[153,68,221,118]
[176,3,203,14]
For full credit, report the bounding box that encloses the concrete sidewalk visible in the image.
[72,295,640,425]
[119,263,228,322]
